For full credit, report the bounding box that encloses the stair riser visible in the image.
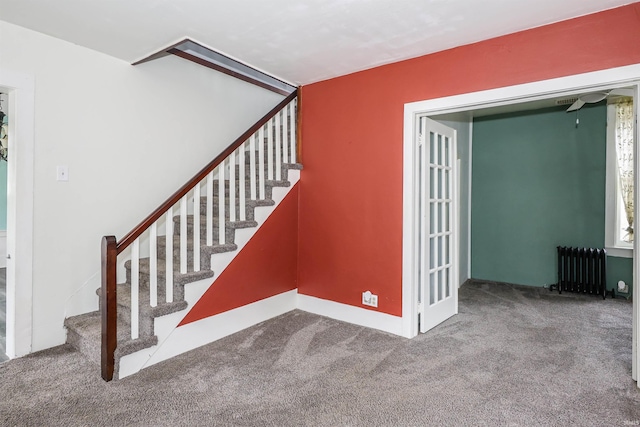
[209,164,295,197]
[185,202,257,222]
[212,182,274,200]
[66,326,100,365]
[124,271,187,301]
[156,242,226,268]
[113,305,155,339]
[234,163,292,182]
[170,220,236,246]
[126,256,211,277]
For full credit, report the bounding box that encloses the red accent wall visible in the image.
[298,4,640,317]
[179,184,299,326]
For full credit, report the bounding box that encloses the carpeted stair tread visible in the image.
[265,179,290,187]
[115,335,159,357]
[228,219,259,229]
[173,214,262,228]
[160,220,257,250]
[194,198,261,222]
[233,161,301,178]
[201,242,238,255]
[125,257,216,283]
[100,284,190,319]
[66,311,161,364]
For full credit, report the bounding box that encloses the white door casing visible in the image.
[402,63,640,384]
[0,69,35,358]
[417,117,458,333]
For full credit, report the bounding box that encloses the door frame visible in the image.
[0,68,35,358]
[402,65,640,381]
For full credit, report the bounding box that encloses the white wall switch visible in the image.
[56,165,69,182]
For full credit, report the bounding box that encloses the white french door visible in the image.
[417,117,458,333]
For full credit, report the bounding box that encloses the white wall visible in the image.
[432,112,472,285]
[0,21,284,351]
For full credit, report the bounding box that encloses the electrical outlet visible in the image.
[362,291,378,307]
[618,280,629,294]
[56,165,69,182]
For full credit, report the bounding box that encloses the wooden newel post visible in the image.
[101,235,117,381]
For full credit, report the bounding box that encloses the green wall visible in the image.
[471,103,632,290]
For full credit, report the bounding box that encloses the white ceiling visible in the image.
[0,0,635,85]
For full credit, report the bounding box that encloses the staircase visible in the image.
[65,93,300,380]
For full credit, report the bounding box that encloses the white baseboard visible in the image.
[118,289,298,378]
[296,293,404,337]
[118,288,406,378]
[117,168,407,378]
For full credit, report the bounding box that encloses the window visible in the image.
[605,97,634,257]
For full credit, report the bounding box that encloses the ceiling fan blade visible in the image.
[609,88,635,97]
[566,99,585,112]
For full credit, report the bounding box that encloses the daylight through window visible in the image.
[614,98,634,245]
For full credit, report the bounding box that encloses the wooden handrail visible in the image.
[115,89,298,254]
[169,49,292,97]
[101,89,298,381]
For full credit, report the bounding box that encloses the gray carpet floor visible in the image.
[1,281,640,426]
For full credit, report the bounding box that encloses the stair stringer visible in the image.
[117,169,300,379]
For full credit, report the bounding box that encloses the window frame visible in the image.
[605,102,634,258]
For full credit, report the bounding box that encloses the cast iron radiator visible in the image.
[555,246,607,299]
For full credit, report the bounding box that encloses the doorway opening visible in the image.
[402,64,640,384]
[0,92,8,362]
[0,69,35,360]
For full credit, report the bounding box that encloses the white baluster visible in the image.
[180,195,187,274]
[149,222,157,307]
[282,105,289,164]
[218,161,226,245]
[290,100,297,163]
[258,127,265,200]
[275,111,281,180]
[249,136,256,200]
[239,143,246,221]
[193,183,201,272]
[206,172,213,246]
[229,150,236,222]
[267,118,274,181]
[131,238,140,340]
[165,209,173,303]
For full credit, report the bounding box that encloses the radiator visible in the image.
[556,246,607,299]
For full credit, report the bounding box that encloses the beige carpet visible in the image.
[1,281,639,426]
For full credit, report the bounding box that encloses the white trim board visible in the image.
[467,120,473,283]
[120,289,405,379]
[403,63,640,381]
[0,69,35,358]
[296,293,404,337]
